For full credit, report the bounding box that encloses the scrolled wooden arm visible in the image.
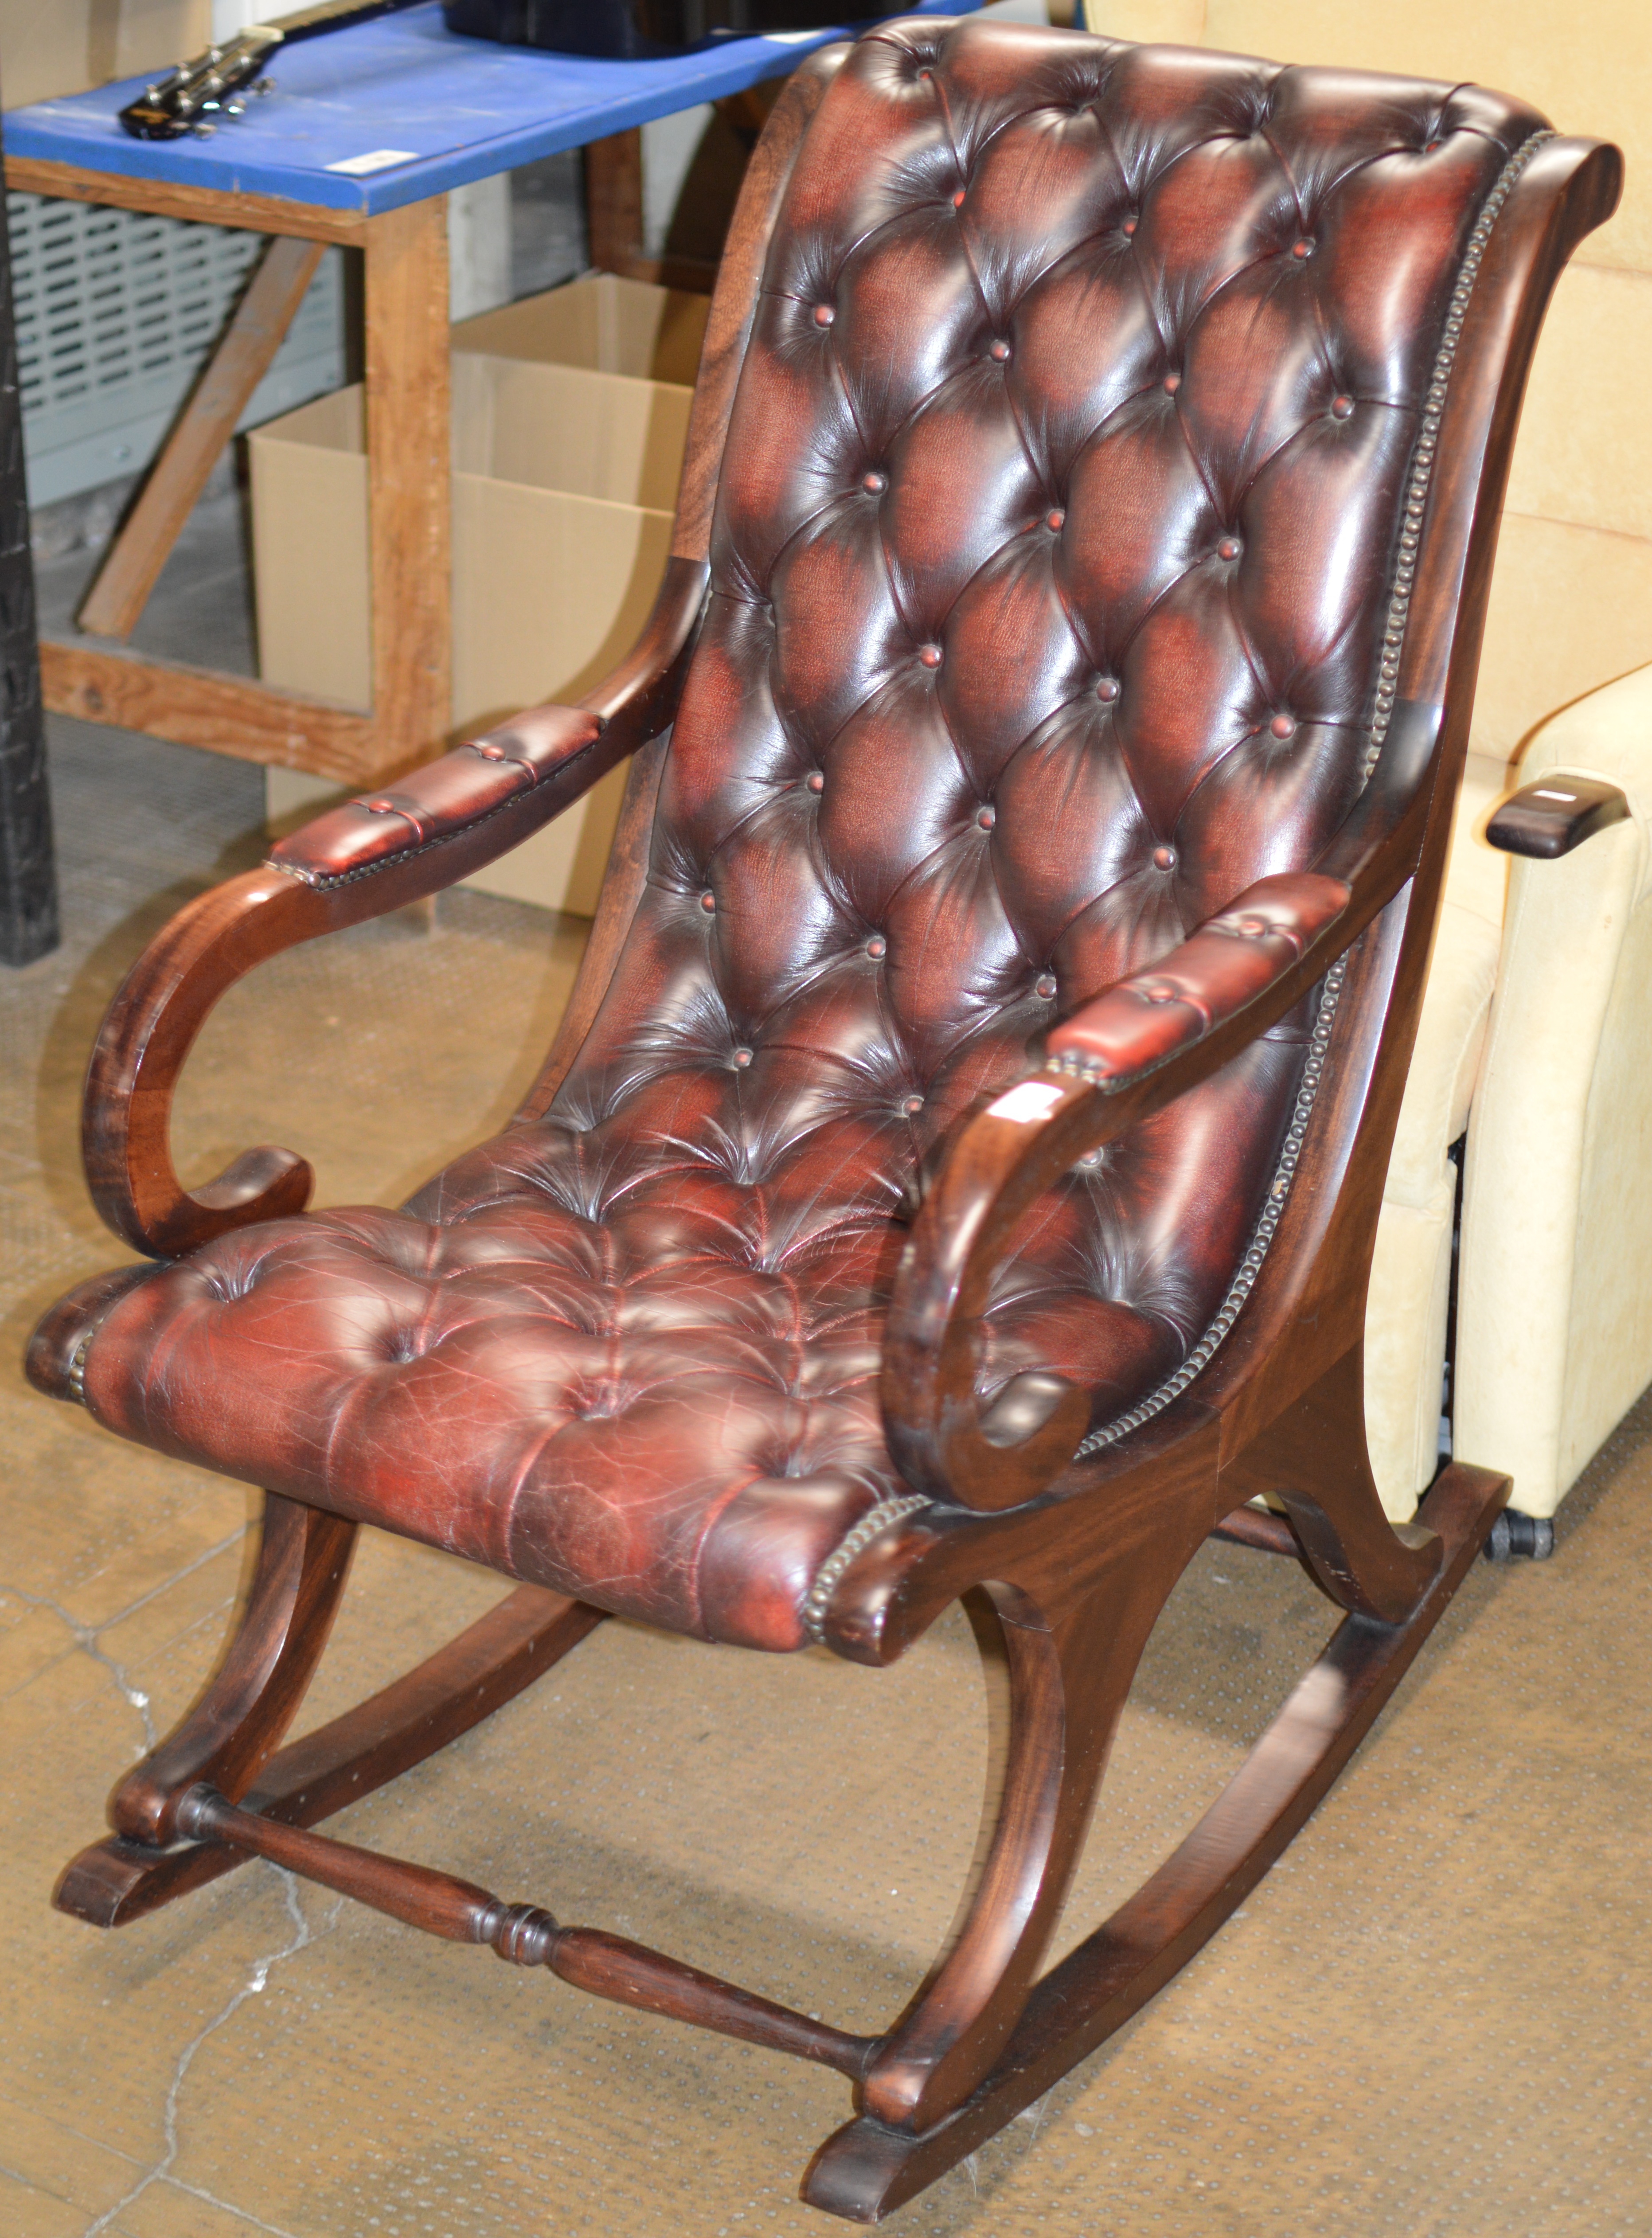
[85,558,708,1260]
[880,704,1443,1512]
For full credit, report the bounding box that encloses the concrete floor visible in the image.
[3,718,1651,2238]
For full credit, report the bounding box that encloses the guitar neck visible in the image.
[250,0,426,45]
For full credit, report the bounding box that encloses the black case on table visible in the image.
[442,0,843,60]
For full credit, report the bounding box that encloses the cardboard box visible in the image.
[453,270,710,387]
[257,274,709,918]
[0,1,211,110]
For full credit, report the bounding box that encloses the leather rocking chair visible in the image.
[28,18,1621,2222]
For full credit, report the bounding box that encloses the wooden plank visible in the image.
[39,640,389,784]
[2,156,362,244]
[363,196,452,761]
[78,235,326,642]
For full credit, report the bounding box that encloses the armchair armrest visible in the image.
[1044,875,1351,1086]
[84,557,708,1261]
[267,702,603,887]
[1484,772,1630,858]
[880,703,1444,1514]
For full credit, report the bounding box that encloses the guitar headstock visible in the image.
[118,27,285,141]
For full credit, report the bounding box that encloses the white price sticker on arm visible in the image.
[985,1079,1066,1125]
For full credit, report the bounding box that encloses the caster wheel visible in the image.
[1484,1511,1555,1562]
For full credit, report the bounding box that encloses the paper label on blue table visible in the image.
[327,149,419,175]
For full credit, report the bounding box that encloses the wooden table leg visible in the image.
[76,234,325,642]
[362,196,451,765]
[586,130,644,277]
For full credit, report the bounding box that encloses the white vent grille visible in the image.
[7,192,345,507]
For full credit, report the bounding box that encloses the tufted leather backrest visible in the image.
[544,18,1547,1425]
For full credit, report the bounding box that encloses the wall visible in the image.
[0,2,210,109]
[1093,0,1652,769]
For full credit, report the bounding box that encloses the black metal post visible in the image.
[0,74,59,966]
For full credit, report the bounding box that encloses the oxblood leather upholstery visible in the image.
[54,20,1547,1652]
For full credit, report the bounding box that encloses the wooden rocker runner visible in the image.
[28,20,1620,2222]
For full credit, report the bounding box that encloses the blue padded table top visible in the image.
[3,1,975,217]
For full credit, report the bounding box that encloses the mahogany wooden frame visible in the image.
[45,52,1622,2226]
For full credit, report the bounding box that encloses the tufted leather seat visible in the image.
[64,17,1546,1651]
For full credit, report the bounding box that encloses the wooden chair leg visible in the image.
[54,1490,605,1929]
[803,1460,1507,2223]
[1234,1347,1444,1623]
[109,1490,358,1849]
[857,1566,1186,2136]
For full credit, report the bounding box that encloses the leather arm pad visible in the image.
[1484,773,1631,859]
[268,704,606,887]
[1046,871,1352,1088]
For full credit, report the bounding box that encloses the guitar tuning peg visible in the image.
[191,121,216,137]
[224,100,246,117]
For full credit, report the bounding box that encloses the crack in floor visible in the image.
[7,1583,159,1750]
[82,1865,341,2238]
[4,1523,249,1751]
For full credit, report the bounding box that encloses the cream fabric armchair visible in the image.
[1367,663,1652,1540]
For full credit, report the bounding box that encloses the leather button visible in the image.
[1269,713,1297,739]
[862,471,887,494]
[902,1094,925,1117]
[699,889,716,913]
[1217,535,1242,561]
[1291,237,1314,258]
[731,1047,753,1068]
[474,742,507,761]
[365,797,398,814]
[1122,215,1137,236]
[1035,972,1058,999]
[1331,394,1355,419]
[918,644,943,669]
[952,188,966,208]
[1152,844,1176,870]
[813,302,835,327]
[1145,984,1177,1003]
[1046,508,1065,531]
[1237,915,1268,937]
[866,934,887,959]
[806,770,824,793]
[977,805,996,832]
[1162,372,1181,395]
[990,340,1011,362]
[1096,676,1120,703]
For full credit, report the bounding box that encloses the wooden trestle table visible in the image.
[2,0,966,790]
